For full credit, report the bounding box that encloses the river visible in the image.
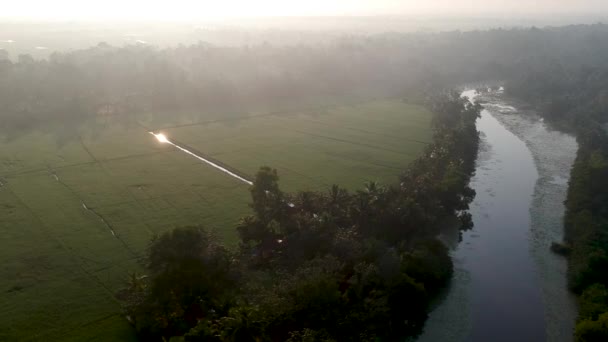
[417,89,578,341]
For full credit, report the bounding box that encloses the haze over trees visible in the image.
[3,8,608,341]
[4,23,608,140]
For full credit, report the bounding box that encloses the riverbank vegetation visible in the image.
[506,68,608,341]
[119,93,480,341]
[564,127,608,341]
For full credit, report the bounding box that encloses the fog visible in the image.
[2,0,608,62]
[4,1,608,342]
[2,0,608,20]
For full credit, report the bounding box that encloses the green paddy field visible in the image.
[0,100,432,340]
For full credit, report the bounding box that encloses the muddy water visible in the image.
[418,89,578,341]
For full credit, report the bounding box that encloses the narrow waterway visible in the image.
[418,89,578,341]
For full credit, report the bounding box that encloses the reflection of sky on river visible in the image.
[420,89,551,342]
[487,93,579,341]
[464,106,544,341]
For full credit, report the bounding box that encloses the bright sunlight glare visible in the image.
[1,0,392,20]
[152,133,170,144]
[3,1,607,21]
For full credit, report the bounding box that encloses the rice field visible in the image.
[0,100,432,340]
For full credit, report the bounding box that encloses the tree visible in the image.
[250,166,285,225]
[576,312,608,342]
[124,226,237,340]
[17,54,34,65]
[579,284,608,322]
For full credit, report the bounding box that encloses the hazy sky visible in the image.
[3,0,608,20]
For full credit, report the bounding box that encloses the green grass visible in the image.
[163,101,432,192]
[0,100,431,341]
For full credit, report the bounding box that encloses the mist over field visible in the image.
[2,2,608,342]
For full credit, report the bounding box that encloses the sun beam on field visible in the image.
[152,133,170,144]
[148,131,254,185]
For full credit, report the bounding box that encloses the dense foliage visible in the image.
[565,131,608,341]
[120,93,480,341]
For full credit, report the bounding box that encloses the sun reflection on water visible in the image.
[152,133,169,143]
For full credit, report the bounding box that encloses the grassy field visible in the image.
[0,100,432,341]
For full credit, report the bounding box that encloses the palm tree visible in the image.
[327,184,349,207]
[126,272,147,293]
[326,184,350,225]
[363,181,387,206]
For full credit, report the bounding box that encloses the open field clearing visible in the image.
[163,101,432,192]
[0,100,432,340]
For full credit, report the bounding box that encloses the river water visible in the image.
[418,89,578,341]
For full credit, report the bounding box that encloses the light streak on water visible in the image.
[154,133,170,143]
[150,132,253,186]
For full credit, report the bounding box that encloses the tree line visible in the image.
[5,24,608,141]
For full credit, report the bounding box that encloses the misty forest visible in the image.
[2,2,608,342]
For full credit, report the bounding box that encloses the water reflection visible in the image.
[149,132,253,186]
[419,89,546,341]
[152,133,170,143]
